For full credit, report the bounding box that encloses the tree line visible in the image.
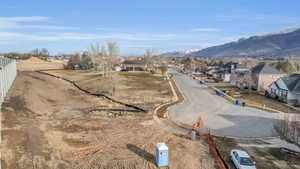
[66,41,119,76]
[3,48,50,60]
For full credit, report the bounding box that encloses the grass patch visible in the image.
[268,148,300,163]
[216,86,300,114]
[120,72,167,90]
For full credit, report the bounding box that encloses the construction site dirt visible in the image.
[1,71,216,169]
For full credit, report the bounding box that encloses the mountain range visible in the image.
[166,28,300,59]
[160,48,201,57]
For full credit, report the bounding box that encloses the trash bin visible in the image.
[234,99,241,105]
[156,143,168,167]
[216,90,222,96]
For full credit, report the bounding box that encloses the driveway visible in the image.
[168,70,280,138]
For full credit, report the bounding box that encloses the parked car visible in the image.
[120,69,128,72]
[230,149,256,169]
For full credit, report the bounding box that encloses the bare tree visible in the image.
[107,41,119,72]
[40,48,49,57]
[66,53,81,69]
[106,41,119,96]
[274,113,300,146]
[89,43,103,72]
[88,41,120,95]
[144,48,154,70]
[31,48,39,57]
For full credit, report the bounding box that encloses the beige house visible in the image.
[243,63,285,92]
[121,60,147,71]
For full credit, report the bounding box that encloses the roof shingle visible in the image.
[251,63,284,74]
[282,74,300,93]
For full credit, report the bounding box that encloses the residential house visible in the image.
[222,62,248,82]
[213,62,248,82]
[268,74,300,106]
[213,70,231,82]
[207,68,218,76]
[229,63,249,86]
[243,63,285,91]
[207,63,220,70]
[231,71,249,88]
[223,62,248,73]
[121,60,147,71]
[205,63,221,76]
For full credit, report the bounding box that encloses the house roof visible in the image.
[223,62,247,73]
[281,74,300,93]
[208,63,220,67]
[251,63,284,74]
[236,63,247,69]
[223,62,235,67]
[237,71,249,76]
[121,60,146,65]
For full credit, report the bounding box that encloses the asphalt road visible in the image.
[168,70,280,138]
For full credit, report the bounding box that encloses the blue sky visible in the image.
[0,0,300,55]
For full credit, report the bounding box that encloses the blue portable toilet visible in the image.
[156,143,168,167]
[234,99,241,105]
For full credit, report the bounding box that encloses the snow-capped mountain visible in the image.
[161,48,201,57]
[188,28,300,58]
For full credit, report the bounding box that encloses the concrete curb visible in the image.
[208,85,286,115]
[153,73,193,132]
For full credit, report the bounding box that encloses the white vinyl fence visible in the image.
[0,57,17,106]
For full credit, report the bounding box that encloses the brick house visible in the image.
[245,63,285,91]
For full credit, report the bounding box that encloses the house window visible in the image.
[271,88,275,94]
[282,90,287,97]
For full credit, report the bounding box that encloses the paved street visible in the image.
[168,70,280,138]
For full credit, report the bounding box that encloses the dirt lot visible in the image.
[43,70,173,112]
[217,86,300,114]
[214,137,300,169]
[17,60,64,71]
[1,71,215,169]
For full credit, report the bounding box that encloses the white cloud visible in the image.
[0,32,178,41]
[123,45,154,49]
[216,14,300,25]
[16,25,80,30]
[190,28,221,32]
[0,16,48,22]
[0,16,78,30]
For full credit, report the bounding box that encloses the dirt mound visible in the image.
[27,57,47,63]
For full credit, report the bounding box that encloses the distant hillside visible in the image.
[187,28,300,58]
